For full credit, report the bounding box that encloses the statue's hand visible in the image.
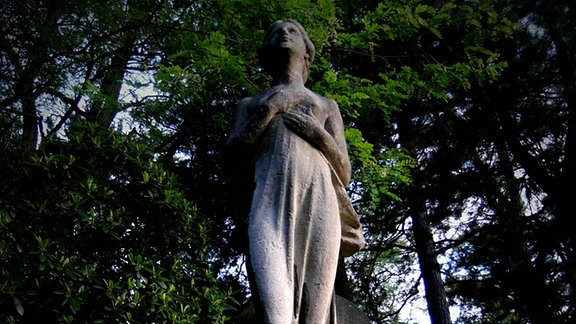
[282,108,323,143]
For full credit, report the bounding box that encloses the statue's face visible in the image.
[267,21,307,59]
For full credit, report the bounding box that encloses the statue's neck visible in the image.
[271,72,305,87]
[269,53,306,87]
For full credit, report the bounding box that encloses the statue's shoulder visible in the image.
[234,96,259,114]
[314,92,339,112]
[304,88,336,104]
[237,96,255,107]
[323,96,338,107]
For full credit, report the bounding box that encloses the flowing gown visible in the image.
[247,106,340,324]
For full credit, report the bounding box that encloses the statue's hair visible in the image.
[259,19,315,82]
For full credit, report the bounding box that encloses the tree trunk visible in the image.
[412,210,452,324]
[87,39,134,130]
[21,79,39,153]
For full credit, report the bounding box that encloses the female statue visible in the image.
[226,19,364,323]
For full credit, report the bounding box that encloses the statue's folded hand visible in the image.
[282,108,323,143]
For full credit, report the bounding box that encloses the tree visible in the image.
[444,1,576,322]
[3,0,575,323]
[325,0,576,323]
[1,1,232,322]
[319,0,512,322]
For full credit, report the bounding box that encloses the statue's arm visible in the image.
[227,89,308,148]
[226,97,273,148]
[322,99,352,184]
[282,98,351,184]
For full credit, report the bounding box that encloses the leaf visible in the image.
[13,297,24,316]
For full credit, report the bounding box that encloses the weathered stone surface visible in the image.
[226,19,365,323]
[334,296,371,324]
[233,296,371,324]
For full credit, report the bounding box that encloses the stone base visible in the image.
[233,295,370,323]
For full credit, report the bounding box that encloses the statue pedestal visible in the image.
[233,295,370,324]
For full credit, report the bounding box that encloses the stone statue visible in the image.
[226,19,365,324]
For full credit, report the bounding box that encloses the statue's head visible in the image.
[259,19,315,82]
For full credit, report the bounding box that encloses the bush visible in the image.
[0,126,231,323]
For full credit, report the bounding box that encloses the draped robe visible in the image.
[247,103,340,324]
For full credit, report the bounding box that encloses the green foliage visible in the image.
[326,0,521,322]
[336,0,511,95]
[3,0,574,323]
[0,126,231,322]
[346,128,414,204]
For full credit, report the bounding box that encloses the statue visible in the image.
[226,19,365,323]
